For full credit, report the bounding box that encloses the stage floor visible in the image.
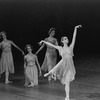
[0,55,100,100]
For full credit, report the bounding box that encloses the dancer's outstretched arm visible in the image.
[11,41,25,55]
[35,37,49,54]
[24,57,27,69]
[40,40,61,51]
[55,38,58,46]
[35,43,45,54]
[70,25,82,49]
[35,55,41,76]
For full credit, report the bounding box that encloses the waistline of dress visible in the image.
[27,64,36,67]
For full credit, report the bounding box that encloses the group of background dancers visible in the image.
[0,25,82,100]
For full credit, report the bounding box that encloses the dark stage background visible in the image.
[0,0,100,72]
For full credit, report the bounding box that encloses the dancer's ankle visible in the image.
[5,80,12,84]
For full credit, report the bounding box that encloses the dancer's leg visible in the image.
[65,81,70,100]
[64,71,72,100]
[44,59,62,77]
[26,67,35,87]
[5,71,12,84]
[48,65,52,81]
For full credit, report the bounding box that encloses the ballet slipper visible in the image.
[65,96,70,100]
[44,71,53,77]
[28,82,34,87]
[5,80,12,84]
[65,98,69,100]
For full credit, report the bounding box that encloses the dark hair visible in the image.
[48,28,55,35]
[25,44,33,51]
[61,36,69,43]
[0,31,7,36]
[0,31,7,39]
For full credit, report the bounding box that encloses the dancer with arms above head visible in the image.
[36,28,58,81]
[24,44,41,87]
[40,25,82,100]
[0,31,24,84]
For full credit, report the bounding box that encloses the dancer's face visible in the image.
[50,30,55,37]
[27,46,32,52]
[2,34,6,39]
[61,37,69,44]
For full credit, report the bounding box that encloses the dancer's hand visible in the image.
[75,25,82,28]
[38,40,44,45]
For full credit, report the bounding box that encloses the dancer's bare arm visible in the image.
[70,25,82,49]
[35,55,41,75]
[35,43,45,54]
[24,56,27,69]
[40,40,61,51]
[11,41,25,55]
[55,38,58,46]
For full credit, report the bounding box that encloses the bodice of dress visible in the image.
[46,38,57,49]
[1,41,11,53]
[60,47,73,58]
[25,54,36,66]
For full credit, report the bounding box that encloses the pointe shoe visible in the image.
[5,80,12,84]
[28,83,34,87]
[44,72,52,77]
[65,97,69,100]
[44,73,49,77]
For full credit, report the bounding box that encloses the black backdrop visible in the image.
[0,0,100,59]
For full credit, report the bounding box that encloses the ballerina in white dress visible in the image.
[40,25,82,100]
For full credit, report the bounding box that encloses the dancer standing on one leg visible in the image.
[0,31,24,84]
[36,28,58,81]
[24,44,41,87]
[40,25,82,100]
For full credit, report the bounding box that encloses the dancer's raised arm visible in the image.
[36,38,50,54]
[40,40,61,50]
[70,25,82,49]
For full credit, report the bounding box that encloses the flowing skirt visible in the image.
[41,49,57,72]
[0,51,14,74]
[25,65,38,86]
[50,56,76,84]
